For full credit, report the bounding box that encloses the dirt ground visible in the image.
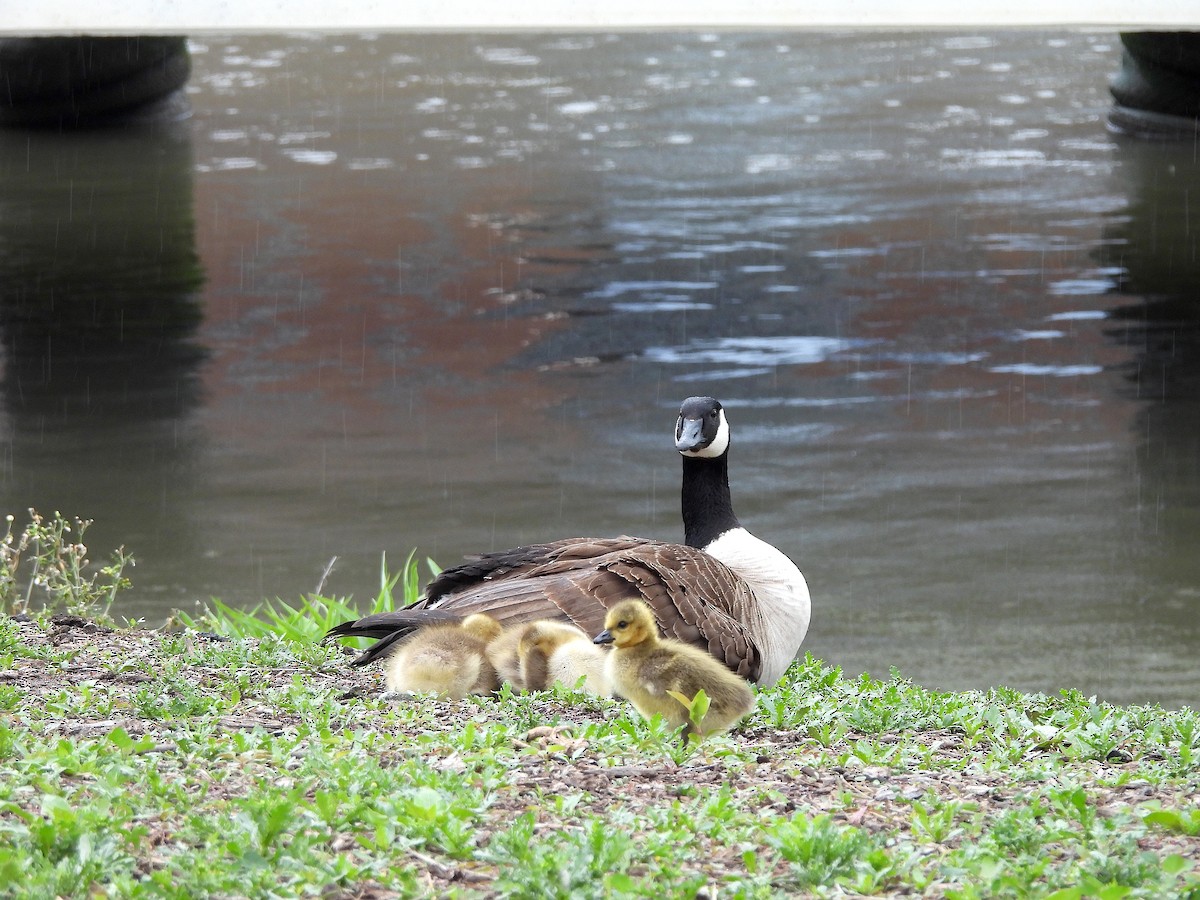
[7,615,1200,894]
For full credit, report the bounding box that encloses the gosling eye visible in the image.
[616,620,628,629]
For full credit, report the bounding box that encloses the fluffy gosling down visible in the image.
[594,599,755,738]
[518,620,610,696]
[484,619,610,695]
[384,613,503,699]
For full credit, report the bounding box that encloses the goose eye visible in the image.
[616,620,628,629]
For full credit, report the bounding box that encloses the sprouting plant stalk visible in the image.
[0,509,134,620]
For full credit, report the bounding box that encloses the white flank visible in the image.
[702,527,811,686]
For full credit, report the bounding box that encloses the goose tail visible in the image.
[325,608,465,667]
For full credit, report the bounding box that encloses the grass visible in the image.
[0,514,1198,896]
[168,550,439,646]
[2,614,1198,898]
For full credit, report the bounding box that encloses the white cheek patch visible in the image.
[681,410,729,458]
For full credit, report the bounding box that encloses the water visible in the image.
[2,31,1198,708]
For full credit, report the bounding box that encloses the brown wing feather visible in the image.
[597,546,762,681]
[419,537,648,605]
[327,536,763,681]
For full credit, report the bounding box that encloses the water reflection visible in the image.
[1104,138,1200,402]
[0,32,1197,707]
[1101,136,1200,687]
[0,122,205,585]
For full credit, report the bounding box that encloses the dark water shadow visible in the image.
[0,121,206,581]
[1100,134,1200,664]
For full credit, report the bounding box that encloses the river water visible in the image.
[2,31,1197,707]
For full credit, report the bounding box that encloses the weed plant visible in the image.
[0,510,133,619]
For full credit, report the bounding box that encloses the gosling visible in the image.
[593,599,755,738]
[517,620,610,696]
[481,621,529,688]
[485,620,610,695]
[385,613,504,699]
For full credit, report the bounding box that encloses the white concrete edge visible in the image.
[0,0,1196,34]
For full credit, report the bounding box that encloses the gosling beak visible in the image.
[593,629,613,645]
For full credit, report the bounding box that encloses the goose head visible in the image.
[592,599,658,650]
[675,396,729,459]
[675,396,739,548]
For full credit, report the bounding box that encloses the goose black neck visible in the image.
[681,452,740,549]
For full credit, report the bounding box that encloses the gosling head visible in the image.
[461,613,503,643]
[519,619,573,648]
[593,599,658,649]
[517,624,555,657]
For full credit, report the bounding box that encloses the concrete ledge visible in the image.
[2,0,1198,32]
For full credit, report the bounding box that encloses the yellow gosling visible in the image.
[384,613,503,699]
[517,620,610,696]
[482,622,528,689]
[593,598,754,738]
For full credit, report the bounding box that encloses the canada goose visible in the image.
[594,598,755,738]
[384,612,503,699]
[328,396,810,687]
[517,620,610,696]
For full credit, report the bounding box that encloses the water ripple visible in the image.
[988,363,1103,377]
[644,335,863,366]
[587,280,718,299]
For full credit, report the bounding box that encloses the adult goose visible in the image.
[328,396,811,687]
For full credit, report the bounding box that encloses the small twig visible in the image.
[408,849,453,879]
[22,538,40,613]
[136,742,179,755]
[575,762,723,779]
[409,850,490,884]
[313,556,338,596]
